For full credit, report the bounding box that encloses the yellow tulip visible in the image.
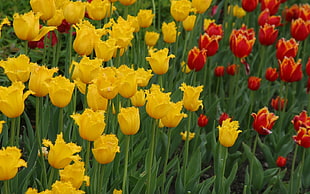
[47,9,65,26]
[87,84,108,111]
[146,48,175,75]
[229,5,246,18]
[130,89,146,107]
[63,1,85,24]
[59,161,90,189]
[51,181,85,193]
[127,15,140,32]
[13,11,56,41]
[86,0,114,21]
[73,20,101,56]
[117,66,137,98]
[119,0,136,6]
[179,83,203,112]
[0,54,35,83]
[94,38,117,62]
[170,0,192,21]
[180,131,195,141]
[145,84,172,119]
[54,0,70,9]
[71,56,102,84]
[135,68,153,87]
[48,75,75,108]
[137,9,154,28]
[29,65,58,97]
[109,16,135,49]
[0,82,32,118]
[182,15,196,31]
[30,0,56,21]
[144,31,160,47]
[43,133,81,169]
[218,118,242,147]
[192,0,212,14]
[92,134,120,164]
[94,67,119,100]
[162,21,177,43]
[0,17,10,38]
[203,19,215,31]
[161,101,187,128]
[118,107,140,135]
[0,146,27,181]
[71,108,106,141]
[0,121,5,134]
[180,61,191,73]
[113,189,123,194]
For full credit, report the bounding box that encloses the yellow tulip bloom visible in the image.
[0,54,35,83]
[94,67,119,100]
[0,82,32,118]
[118,107,140,135]
[113,189,123,194]
[218,118,242,147]
[180,131,195,141]
[86,0,115,21]
[63,1,85,24]
[144,31,160,47]
[0,17,10,38]
[117,66,137,98]
[29,65,58,97]
[135,68,153,87]
[71,108,106,141]
[182,15,196,31]
[0,146,27,181]
[146,48,175,75]
[127,15,140,32]
[145,84,172,119]
[137,9,154,28]
[13,11,56,41]
[71,56,102,84]
[43,133,81,169]
[59,161,90,189]
[130,89,146,107]
[161,101,187,128]
[170,0,192,21]
[229,5,246,18]
[92,134,120,164]
[87,84,108,111]
[47,9,65,26]
[48,75,75,108]
[179,83,203,112]
[162,21,177,43]
[119,0,136,6]
[95,38,117,62]
[30,0,56,21]
[109,16,135,49]
[192,0,212,14]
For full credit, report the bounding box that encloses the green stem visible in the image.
[146,119,157,194]
[258,45,266,77]
[4,180,10,194]
[58,108,63,133]
[218,144,228,193]
[9,117,16,146]
[183,111,192,185]
[85,141,91,174]
[48,167,58,188]
[65,27,73,77]
[162,128,172,193]
[122,135,130,193]
[290,145,299,194]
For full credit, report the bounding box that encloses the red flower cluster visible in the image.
[292,111,310,148]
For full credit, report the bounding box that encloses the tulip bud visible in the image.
[276,156,286,167]
[198,114,208,127]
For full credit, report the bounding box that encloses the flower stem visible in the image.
[146,119,157,194]
[183,111,192,185]
[9,117,16,146]
[48,167,58,188]
[4,180,10,194]
[58,108,63,134]
[290,145,299,194]
[122,135,130,193]
[85,140,91,174]
[218,144,228,193]
[161,127,172,193]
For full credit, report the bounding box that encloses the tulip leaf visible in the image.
[257,137,275,167]
[197,176,216,194]
[225,162,238,189]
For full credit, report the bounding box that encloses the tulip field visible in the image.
[1,0,310,193]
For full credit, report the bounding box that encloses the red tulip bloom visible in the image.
[258,9,282,27]
[57,19,71,33]
[248,76,261,91]
[276,156,287,167]
[198,114,209,127]
[293,127,310,148]
[28,31,58,49]
[299,4,310,21]
[226,64,238,75]
[265,67,278,81]
[259,23,279,45]
[187,47,207,72]
[229,25,256,58]
[214,66,225,77]
[261,0,281,15]
[291,111,310,131]
[270,96,287,111]
[251,107,279,135]
[282,4,300,22]
[276,38,299,61]
[291,18,309,41]
[242,0,259,12]
[278,57,303,82]
[218,112,231,126]
[204,22,224,40]
[199,33,220,57]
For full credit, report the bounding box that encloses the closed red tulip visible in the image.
[226,64,238,76]
[299,4,310,21]
[265,67,278,82]
[204,22,224,40]
[259,23,278,46]
[291,18,309,41]
[199,33,220,57]
[214,66,225,77]
[278,57,303,82]
[261,0,281,15]
[198,114,208,127]
[187,47,207,72]
[242,0,259,12]
[276,156,287,167]
[271,96,287,111]
[251,107,279,135]
[248,76,261,91]
[276,38,299,61]
[258,9,281,27]
[218,112,231,126]
[282,4,299,22]
[291,111,310,131]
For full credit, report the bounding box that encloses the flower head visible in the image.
[118,107,140,135]
[251,107,279,135]
[218,118,242,147]
[179,83,203,112]
[92,134,120,164]
[60,161,90,189]
[146,48,175,75]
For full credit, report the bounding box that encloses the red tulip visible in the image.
[258,9,282,27]
[261,0,281,15]
[276,156,287,167]
[214,66,225,77]
[278,57,303,82]
[198,114,208,127]
[226,64,238,76]
[291,111,310,131]
[251,107,279,135]
[242,0,259,12]
[282,4,299,22]
[270,96,287,111]
[291,18,309,41]
[204,22,224,40]
[248,76,261,91]
[276,38,299,61]
[187,47,207,72]
[218,112,231,126]
[258,23,279,46]
[293,127,310,148]
[265,67,278,82]
[199,33,220,56]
